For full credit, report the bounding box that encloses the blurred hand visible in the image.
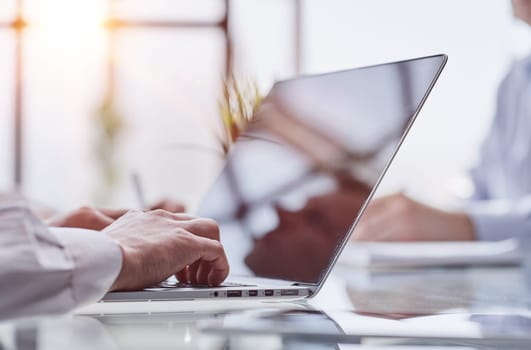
[353,193,475,242]
[148,199,186,213]
[105,210,229,291]
[45,207,129,231]
[45,199,186,231]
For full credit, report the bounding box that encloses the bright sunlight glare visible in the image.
[28,0,108,44]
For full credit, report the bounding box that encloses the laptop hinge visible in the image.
[292,281,316,286]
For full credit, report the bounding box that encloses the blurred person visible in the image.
[353,0,531,242]
[0,194,229,321]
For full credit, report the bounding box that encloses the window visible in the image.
[0,32,13,189]
[0,1,16,22]
[4,0,518,208]
[115,0,225,21]
[1,0,298,210]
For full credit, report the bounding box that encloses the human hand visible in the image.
[105,210,229,291]
[45,198,185,231]
[353,193,475,242]
[45,207,129,231]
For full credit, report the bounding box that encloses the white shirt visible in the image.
[0,195,122,321]
[465,53,531,240]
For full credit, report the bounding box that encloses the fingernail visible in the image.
[208,271,224,286]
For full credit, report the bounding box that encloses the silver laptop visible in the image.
[102,54,447,302]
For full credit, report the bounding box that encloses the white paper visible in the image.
[339,239,521,268]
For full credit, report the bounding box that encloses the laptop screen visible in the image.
[197,55,447,285]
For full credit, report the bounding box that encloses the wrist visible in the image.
[109,240,127,291]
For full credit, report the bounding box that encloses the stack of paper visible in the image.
[339,239,521,268]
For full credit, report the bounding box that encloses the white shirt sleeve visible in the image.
[465,196,531,241]
[0,204,122,321]
[464,56,531,240]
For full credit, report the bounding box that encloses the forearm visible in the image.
[0,191,57,220]
[0,206,121,321]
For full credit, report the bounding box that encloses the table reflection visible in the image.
[2,266,531,349]
[337,266,531,317]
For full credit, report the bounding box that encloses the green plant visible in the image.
[216,76,262,155]
[93,94,125,204]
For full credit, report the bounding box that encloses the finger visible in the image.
[353,221,375,241]
[150,199,186,213]
[176,265,190,284]
[354,207,392,241]
[364,195,417,236]
[71,208,115,230]
[147,209,196,221]
[184,218,220,241]
[357,206,414,242]
[354,194,408,241]
[195,237,230,286]
[98,208,130,220]
[188,261,200,284]
[363,195,396,216]
[90,211,116,230]
[195,261,211,285]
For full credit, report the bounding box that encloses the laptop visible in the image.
[102,54,447,302]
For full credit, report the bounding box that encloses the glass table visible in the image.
[2,265,531,350]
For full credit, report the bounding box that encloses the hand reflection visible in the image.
[245,182,370,282]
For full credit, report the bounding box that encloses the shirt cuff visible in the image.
[50,228,122,306]
[464,200,531,241]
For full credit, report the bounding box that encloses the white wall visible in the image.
[299,0,531,204]
[232,0,531,205]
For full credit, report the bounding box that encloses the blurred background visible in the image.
[1,0,530,212]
